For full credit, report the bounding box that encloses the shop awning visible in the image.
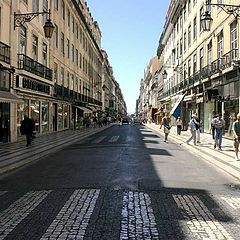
[183,94,195,102]
[87,105,97,111]
[75,106,92,113]
[0,91,23,103]
[170,94,185,118]
[160,96,171,102]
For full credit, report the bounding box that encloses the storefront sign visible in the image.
[22,78,50,94]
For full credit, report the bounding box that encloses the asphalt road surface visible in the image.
[1,124,240,240]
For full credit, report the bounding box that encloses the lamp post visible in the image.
[201,1,240,32]
[200,1,240,114]
[14,9,54,38]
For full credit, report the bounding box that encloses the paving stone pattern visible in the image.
[120,191,159,240]
[173,194,234,240]
[0,190,240,239]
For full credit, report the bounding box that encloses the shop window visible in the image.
[42,102,49,132]
[58,104,63,130]
[30,100,40,132]
[17,100,29,135]
[63,104,68,128]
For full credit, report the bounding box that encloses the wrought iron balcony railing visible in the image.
[18,54,52,81]
[0,41,10,64]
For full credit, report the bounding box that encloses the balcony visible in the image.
[18,54,52,81]
[0,41,10,64]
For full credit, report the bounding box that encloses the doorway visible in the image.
[52,103,57,131]
[0,103,10,142]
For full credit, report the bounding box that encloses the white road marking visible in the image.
[173,194,234,240]
[109,136,119,143]
[92,136,106,143]
[40,189,100,240]
[120,191,159,239]
[0,190,51,239]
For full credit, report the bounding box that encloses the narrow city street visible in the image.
[1,124,240,239]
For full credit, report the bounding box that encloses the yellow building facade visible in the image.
[158,0,240,134]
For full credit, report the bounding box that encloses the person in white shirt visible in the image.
[186,114,197,145]
[212,113,225,150]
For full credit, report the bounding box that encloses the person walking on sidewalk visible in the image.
[212,113,225,150]
[232,113,240,160]
[193,115,201,143]
[176,117,182,135]
[20,116,35,147]
[160,113,171,143]
[186,114,197,145]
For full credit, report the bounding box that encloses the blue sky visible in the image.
[87,0,170,114]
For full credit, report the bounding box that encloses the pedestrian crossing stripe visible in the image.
[0,190,239,239]
[40,189,100,240]
[109,136,119,142]
[92,136,106,143]
[173,194,234,240]
[0,190,51,239]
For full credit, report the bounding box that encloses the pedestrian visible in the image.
[160,113,171,143]
[232,113,240,160]
[212,113,225,150]
[193,115,201,143]
[176,116,182,135]
[186,114,197,145]
[20,116,34,146]
[211,114,217,140]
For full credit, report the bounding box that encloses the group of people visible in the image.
[159,112,240,160]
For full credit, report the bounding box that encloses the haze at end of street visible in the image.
[86,0,170,113]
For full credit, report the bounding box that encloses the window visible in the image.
[200,6,204,32]
[180,38,183,56]
[193,17,197,40]
[217,31,224,60]
[188,0,191,13]
[61,32,64,55]
[54,0,58,10]
[67,71,70,87]
[42,43,47,65]
[76,24,79,39]
[61,0,65,20]
[72,16,74,33]
[72,44,74,62]
[33,0,39,12]
[188,59,191,77]
[183,32,187,52]
[67,39,70,58]
[230,20,238,60]
[193,53,197,74]
[183,6,186,21]
[60,67,64,85]
[207,40,212,66]
[32,34,38,61]
[76,49,78,66]
[188,24,191,47]
[67,8,70,27]
[79,53,82,68]
[54,62,58,83]
[19,26,27,54]
[200,48,204,69]
[42,0,48,24]
[54,24,58,48]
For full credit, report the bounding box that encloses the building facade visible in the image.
[0,0,126,143]
[138,0,240,135]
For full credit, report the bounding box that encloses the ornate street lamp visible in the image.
[201,11,213,31]
[14,9,54,38]
[162,70,168,80]
[201,1,240,31]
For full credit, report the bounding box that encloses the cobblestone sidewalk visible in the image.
[146,123,240,181]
